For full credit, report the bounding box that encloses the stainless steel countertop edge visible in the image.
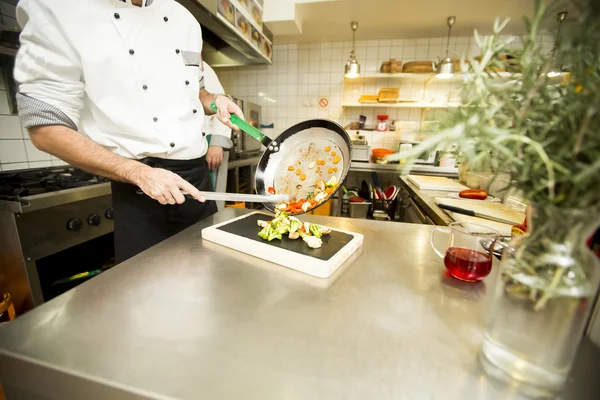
[0,347,177,400]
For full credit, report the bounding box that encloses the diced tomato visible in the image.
[268,187,276,195]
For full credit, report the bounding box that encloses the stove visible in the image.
[0,167,106,198]
[0,167,115,316]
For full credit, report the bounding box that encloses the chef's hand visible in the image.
[214,95,244,131]
[134,167,206,205]
[206,146,223,171]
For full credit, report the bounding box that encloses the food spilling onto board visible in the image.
[266,143,343,215]
[257,211,331,249]
[268,176,339,214]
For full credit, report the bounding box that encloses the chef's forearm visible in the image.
[28,125,151,184]
[199,89,217,115]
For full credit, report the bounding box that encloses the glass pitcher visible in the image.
[431,222,499,282]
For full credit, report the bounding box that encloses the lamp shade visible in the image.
[344,58,361,78]
[436,57,455,79]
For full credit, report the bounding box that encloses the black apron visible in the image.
[111,156,217,263]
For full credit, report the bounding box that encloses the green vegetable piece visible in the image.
[289,219,301,234]
[309,224,323,238]
[258,225,271,240]
[326,176,338,188]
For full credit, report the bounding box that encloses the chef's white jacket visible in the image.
[202,61,231,143]
[14,0,231,160]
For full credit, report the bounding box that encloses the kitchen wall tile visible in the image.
[28,161,53,168]
[415,46,429,58]
[354,47,366,61]
[0,1,17,18]
[0,139,27,164]
[213,34,525,150]
[378,46,391,60]
[1,162,28,171]
[403,46,416,60]
[0,89,10,115]
[0,115,22,139]
[24,139,52,162]
[51,158,69,167]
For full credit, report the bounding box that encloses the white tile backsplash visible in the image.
[217,33,545,150]
[1,162,29,171]
[0,139,27,164]
[0,89,10,115]
[0,115,22,139]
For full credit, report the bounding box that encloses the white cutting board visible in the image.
[407,175,469,191]
[202,212,364,278]
[434,197,525,236]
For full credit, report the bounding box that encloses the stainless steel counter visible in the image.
[349,161,458,177]
[0,209,598,399]
[399,176,455,225]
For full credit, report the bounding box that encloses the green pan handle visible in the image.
[210,102,271,147]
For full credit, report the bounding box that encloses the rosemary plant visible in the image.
[390,0,600,210]
[388,0,600,309]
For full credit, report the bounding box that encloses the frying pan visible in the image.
[211,103,351,215]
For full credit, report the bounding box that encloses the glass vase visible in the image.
[479,204,600,397]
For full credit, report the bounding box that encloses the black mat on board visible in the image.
[216,213,354,261]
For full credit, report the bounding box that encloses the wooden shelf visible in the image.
[342,102,459,109]
[344,71,527,83]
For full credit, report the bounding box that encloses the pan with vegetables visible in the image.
[209,103,351,215]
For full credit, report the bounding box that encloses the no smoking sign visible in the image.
[319,97,329,109]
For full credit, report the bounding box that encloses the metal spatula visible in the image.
[136,189,288,203]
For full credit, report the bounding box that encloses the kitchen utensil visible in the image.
[349,201,371,219]
[136,189,289,204]
[480,235,512,260]
[437,204,520,226]
[210,103,351,215]
[407,175,468,191]
[446,192,501,202]
[384,185,397,200]
[202,212,364,278]
[372,148,394,159]
[431,222,498,282]
[434,197,525,236]
[350,144,370,162]
[376,115,389,131]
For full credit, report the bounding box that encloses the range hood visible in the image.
[176,0,273,67]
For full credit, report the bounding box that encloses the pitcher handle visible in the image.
[430,227,451,258]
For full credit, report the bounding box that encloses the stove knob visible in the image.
[105,208,114,220]
[66,218,83,232]
[87,213,101,226]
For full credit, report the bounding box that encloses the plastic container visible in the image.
[349,202,371,218]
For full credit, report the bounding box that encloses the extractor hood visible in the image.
[176,0,273,67]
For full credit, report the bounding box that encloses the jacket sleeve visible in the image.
[14,0,84,131]
[202,61,232,149]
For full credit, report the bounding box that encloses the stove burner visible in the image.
[0,167,109,199]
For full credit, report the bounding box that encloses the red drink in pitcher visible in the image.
[444,247,492,282]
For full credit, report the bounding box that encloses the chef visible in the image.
[202,61,232,172]
[14,0,244,263]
